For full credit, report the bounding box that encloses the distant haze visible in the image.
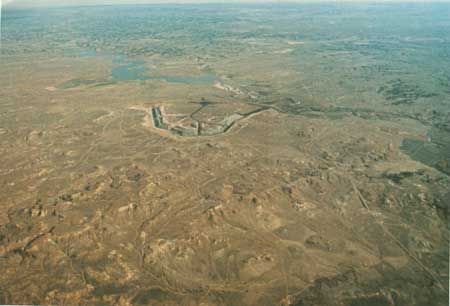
[2,0,446,8]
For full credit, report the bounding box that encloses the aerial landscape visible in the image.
[0,1,449,305]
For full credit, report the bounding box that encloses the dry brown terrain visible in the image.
[0,54,448,305]
[1,4,449,305]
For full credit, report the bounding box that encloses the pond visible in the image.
[111,54,216,85]
[59,51,217,88]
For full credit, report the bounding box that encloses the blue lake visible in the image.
[111,55,216,85]
[59,52,216,88]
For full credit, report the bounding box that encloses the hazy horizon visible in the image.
[2,0,447,9]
